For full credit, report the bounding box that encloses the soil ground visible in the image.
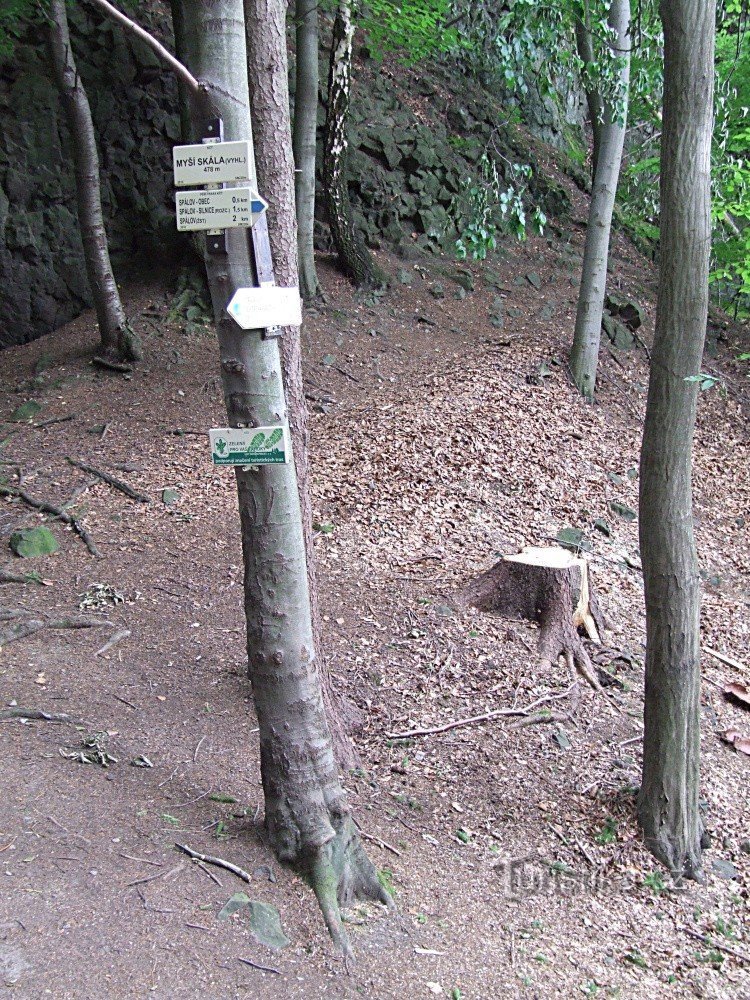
[1,183,749,999]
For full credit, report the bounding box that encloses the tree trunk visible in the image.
[637,0,715,881]
[47,0,141,366]
[244,0,359,769]
[458,546,606,692]
[323,0,384,288]
[178,0,387,954]
[569,0,630,401]
[293,0,322,301]
[573,4,603,178]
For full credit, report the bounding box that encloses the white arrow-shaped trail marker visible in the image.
[227,286,303,330]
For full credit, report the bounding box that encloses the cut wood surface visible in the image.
[458,546,606,692]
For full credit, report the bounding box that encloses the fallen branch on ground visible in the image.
[174,843,252,884]
[0,708,75,722]
[237,957,281,975]
[67,457,150,503]
[0,569,36,584]
[0,485,100,556]
[704,646,746,673]
[387,685,578,739]
[126,862,185,888]
[683,927,750,964]
[508,710,570,730]
[35,414,76,428]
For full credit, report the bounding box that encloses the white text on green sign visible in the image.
[173,141,252,187]
[175,187,267,232]
[209,427,289,466]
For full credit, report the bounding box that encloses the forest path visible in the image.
[0,230,748,999]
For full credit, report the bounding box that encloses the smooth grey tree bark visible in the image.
[569,0,630,401]
[323,0,384,288]
[293,0,322,301]
[637,0,715,881]
[244,0,359,769]
[48,0,141,367]
[573,1,603,178]
[178,0,388,955]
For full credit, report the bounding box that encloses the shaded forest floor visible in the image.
[0,197,749,998]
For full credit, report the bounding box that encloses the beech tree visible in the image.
[47,0,141,368]
[244,0,358,766]
[637,0,715,879]
[323,0,383,287]
[293,0,322,300]
[569,0,630,401]
[173,0,389,952]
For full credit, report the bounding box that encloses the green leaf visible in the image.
[9,527,59,558]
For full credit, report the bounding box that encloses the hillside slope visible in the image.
[0,182,748,998]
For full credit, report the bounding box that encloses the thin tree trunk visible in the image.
[637,0,715,881]
[569,0,630,401]
[178,0,387,955]
[293,0,322,301]
[47,0,141,365]
[323,0,383,288]
[244,0,359,768]
[573,2,603,177]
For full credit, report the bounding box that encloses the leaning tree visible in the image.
[637,0,715,879]
[47,0,141,368]
[569,0,630,401]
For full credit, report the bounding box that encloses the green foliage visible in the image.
[358,0,462,63]
[453,153,545,259]
[0,0,36,60]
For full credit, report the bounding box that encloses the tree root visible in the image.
[305,816,392,962]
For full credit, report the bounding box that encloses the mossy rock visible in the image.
[10,526,59,558]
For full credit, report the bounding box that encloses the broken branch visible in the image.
[67,457,150,503]
[174,843,252,884]
[0,485,100,556]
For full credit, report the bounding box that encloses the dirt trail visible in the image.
[0,224,748,998]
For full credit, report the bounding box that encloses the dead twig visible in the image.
[704,646,746,673]
[119,853,162,868]
[95,629,131,657]
[0,708,75,723]
[127,862,185,888]
[683,927,750,964]
[35,414,76,429]
[196,860,222,886]
[358,829,402,857]
[387,685,577,739]
[67,457,150,503]
[174,843,252,884]
[237,957,281,975]
[110,692,138,710]
[0,485,100,556]
[508,710,569,730]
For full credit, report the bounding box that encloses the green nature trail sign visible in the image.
[209,426,289,466]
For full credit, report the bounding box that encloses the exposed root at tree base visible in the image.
[304,817,392,961]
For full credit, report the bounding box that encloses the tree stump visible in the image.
[458,546,606,690]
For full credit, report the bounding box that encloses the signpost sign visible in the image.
[226,286,302,330]
[173,141,252,187]
[209,426,289,466]
[175,187,267,232]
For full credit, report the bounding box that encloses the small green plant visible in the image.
[643,870,666,895]
[416,912,427,924]
[684,372,724,392]
[624,949,648,970]
[595,816,618,845]
[714,916,737,939]
[456,827,471,843]
[161,814,180,827]
[583,982,599,997]
[451,989,463,1000]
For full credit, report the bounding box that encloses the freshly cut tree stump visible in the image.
[458,546,606,691]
